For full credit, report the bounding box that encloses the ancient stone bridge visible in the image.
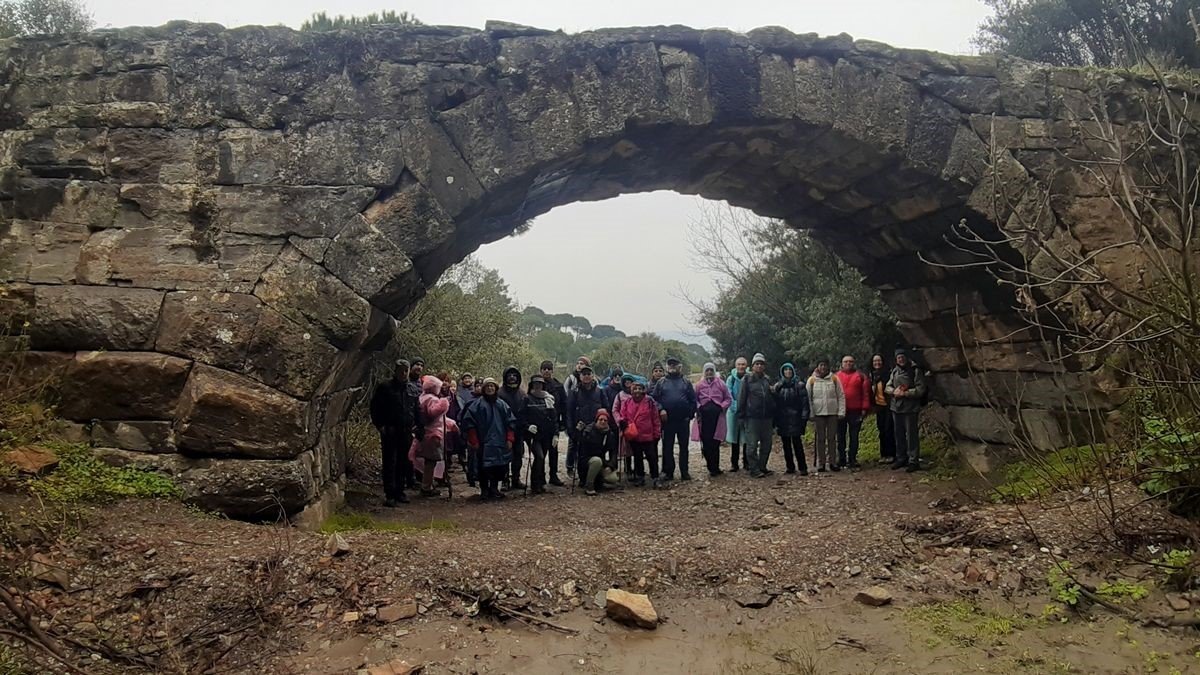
[0,21,1143,517]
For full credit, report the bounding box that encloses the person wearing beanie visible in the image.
[564,355,591,398]
[692,362,732,477]
[772,362,810,475]
[737,353,776,478]
[725,356,750,471]
[651,356,698,481]
[579,409,620,495]
[609,373,637,478]
[538,360,569,486]
[835,355,872,470]
[524,375,558,494]
[618,380,663,487]
[461,377,517,501]
[565,364,606,483]
[886,347,927,472]
[648,361,666,392]
[807,357,845,473]
[368,359,414,506]
[498,366,528,491]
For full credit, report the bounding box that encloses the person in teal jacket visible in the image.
[724,356,749,471]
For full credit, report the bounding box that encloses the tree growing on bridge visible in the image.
[974,0,1200,69]
[0,0,92,38]
[300,9,421,32]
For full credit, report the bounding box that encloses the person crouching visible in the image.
[578,409,620,496]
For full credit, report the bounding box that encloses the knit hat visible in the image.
[481,377,498,390]
[395,358,410,370]
[703,361,716,373]
[460,371,472,381]
[621,373,636,383]
[540,360,554,370]
[752,353,767,365]
[894,347,909,358]
[578,356,592,366]
[410,356,425,367]
[595,409,611,422]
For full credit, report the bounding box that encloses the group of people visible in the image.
[368,349,927,505]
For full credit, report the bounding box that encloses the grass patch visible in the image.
[319,510,457,534]
[1096,580,1150,603]
[905,599,1025,648]
[26,442,180,504]
[992,445,1106,503]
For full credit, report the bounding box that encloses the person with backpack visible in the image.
[772,362,810,475]
[578,409,620,495]
[563,355,591,479]
[886,348,927,472]
[807,358,845,473]
[538,360,569,486]
[461,378,516,501]
[725,356,749,472]
[652,356,698,481]
[692,362,732,477]
[835,355,872,470]
[566,364,608,485]
[368,360,413,506]
[869,354,895,464]
[736,353,775,478]
[618,380,663,487]
[497,366,528,491]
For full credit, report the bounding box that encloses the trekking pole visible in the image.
[569,431,576,496]
[443,415,452,502]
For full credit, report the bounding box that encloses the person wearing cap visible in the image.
[725,356,750,472]
[564,355,591,398]
[524,375,558,494]
[651,356,698,481]
[737,353,776,478]
[563,355,592,477]
[807,358,845,473]
[618,380,663,487]
[579,409,620,495]
[565,363,606,484]
[886,348,927,472]
[692,362,732,477]
[603,366,625,416]
[368,360,413,506]
[648,361,666,393]
[498,366,528,491]
[538,360,569,486]
[461,377,517,500]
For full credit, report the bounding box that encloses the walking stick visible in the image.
[443,414,452,502]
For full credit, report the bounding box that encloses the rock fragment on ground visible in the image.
[377,600,418,623]
[324,533,351,557]
[854,586,893,606]
[3,445,59,474]
[605,588,658,629]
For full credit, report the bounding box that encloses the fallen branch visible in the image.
[448,589,579,635]
[0,628,90,675]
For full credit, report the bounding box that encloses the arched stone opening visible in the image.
[0,21,1135,517]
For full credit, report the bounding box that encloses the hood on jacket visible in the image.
[502,366,522,389]
[421,376,443,395]
[779,362,797,383]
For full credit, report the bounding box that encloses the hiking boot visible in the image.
[651,478,663,489]
[549,476,565,487]
[511,480,527,490]
[661,474,674,482]
[419,487,441,498]
[830,465,842,472]
[531,485,546,494]
[762,469,775,476]
[730,465,739,473]
[785,468,796,474]
[816,466,825,473]
[383,498,400,508]
[799,469,809,476]
[905,462,920,473]
[680,473,692,482]
[892,461,908,470]
[585,488,597,496]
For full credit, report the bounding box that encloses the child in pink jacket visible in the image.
[411,375,450,497]
[618,382,663,488]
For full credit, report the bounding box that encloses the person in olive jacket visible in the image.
[736,353,776,478]
[772,362,810,475]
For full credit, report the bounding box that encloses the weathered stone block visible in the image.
[91,420,175,453]
[155,291,262,368]
[106,129,216,183]
[29,285,164,351]
[361,179,455,259]
[13,128,107,179]
[0,221,89,283]
[77,228,282,292]
[243,307,337,399]
[254,247,373,349]
[58,351,192,421]
[948,405,1014,444]
[174,452,318,520]
[322,215,421,314]
[398,119,485,218]
[12,178,119,227]
[205,185,375,239]
[174,364,309,460]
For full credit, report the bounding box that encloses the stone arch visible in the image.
[0,21,1139,517]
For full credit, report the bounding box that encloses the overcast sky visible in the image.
[91,0,993,339]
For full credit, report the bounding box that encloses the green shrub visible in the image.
[28,442,180,503]
[992,445,1105,503]
[904,599,1024,647]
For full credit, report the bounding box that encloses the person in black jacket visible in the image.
[497,366,528,490]
[369,360,413,506]
[403,357,426,489]
[524,376,558,494]
[566,365,607,483]
[539,360,568,486]
[578,409,620,495]
[651,356,698,481]
[772,362,810,475]
[737,353,776,478]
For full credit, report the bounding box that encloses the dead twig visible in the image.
[0,627,90,675]
[448,589,579,635]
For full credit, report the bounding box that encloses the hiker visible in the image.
[472,379,484,398]
[523,376,557,494]
[497,366,528,491]
[869,354,895,464]
[437,371,453,399]
[578,409,620,495]
[725,356,749,472]
[618,380,662,487]
[648,361,665,393]
[652,356,697,481]
[609,373,636,478]
[566,364,607,485]
[807,358,845,473]
[403,358,425,490]
[772,362,810,475]
[461,378,516,501]
[835,355,872,470]
[737,353,775,478]
[886,348,927,473]
[538,360,568,487]
[450,372,475,422]
[603,366,625,416]
[563,356,591,479]
[368,360,413,505]
[414,375,450,497]
[692,362,731,477]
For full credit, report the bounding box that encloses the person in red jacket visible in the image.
[617,381,663,488]
[834,355,872,470]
